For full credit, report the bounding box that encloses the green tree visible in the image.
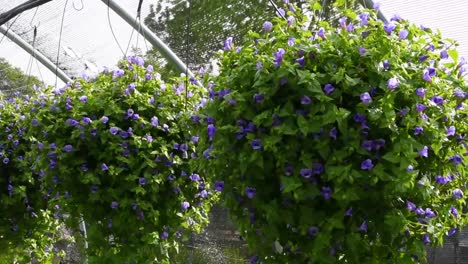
[0,57,42,95]
[144,0,365,71]
[145,0,276,67]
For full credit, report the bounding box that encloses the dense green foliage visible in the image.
[0,57,218,263]
[195,1,468,263]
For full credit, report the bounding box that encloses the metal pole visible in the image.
[0,25,72,85]
[79,216,88,264]
[101,0,201,87]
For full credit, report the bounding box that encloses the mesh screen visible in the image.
[0,0,154,86]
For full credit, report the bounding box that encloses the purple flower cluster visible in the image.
[361,139,385,151]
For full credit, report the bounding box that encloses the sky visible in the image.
[0,0,467,87]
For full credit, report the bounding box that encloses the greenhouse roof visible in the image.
[0,0,467,87]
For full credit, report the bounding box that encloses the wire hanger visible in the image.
[184,0,193,111]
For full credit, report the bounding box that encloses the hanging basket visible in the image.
[195,2,468,263]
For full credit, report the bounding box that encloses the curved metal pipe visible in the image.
[0,25,72,84]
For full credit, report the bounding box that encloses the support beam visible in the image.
[0,25,72,85]
[101,0,202,87]
[0,0,53,27]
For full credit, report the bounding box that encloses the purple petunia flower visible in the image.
[399,29,409,39]
[322,186,332,200]
[359,12,370,26]
[358,221,368,232]
[300,168,312,179]
[387,77,399,90]
[207,124,216,141]
[419,146,429,158]
[415,88,426,98]
[101,163,108,171]
[422,67,436,82]
[414,126,424,135]
[360,92,372,104]
[435,175,448,185]
[446,126,456,136]
[425,208,436,218]
[296,56,305,67]
[100,116,109,124]
[323,84,335,95]
[246,187,256,199]
[113,69,124,79]
[215,181,224,192]
[139,178,147,185]
[224,37,233,51]
[362,140,373,151]
[373,1,381,9]
[79,95,87,103]
[111,201,119,209]
[448,228,457,237]
[454,89,467,98]
[253,93,264,103]
[82,117,92,124]
[308,226,319,236]
[181,201,190,211]
[453,188,464,200]
[63,145,73,153]
[419,55,429,62]
[382,59,390,70]
[358,46,367,56]
[109,127,119,135]
[329,127,337,140]
[415,207,425,216]
[361,159,374,170]
[450,155,463,165]
[119,131,129,139]
[450,206,459,218]
[160,231,169,240]
[287,16,294,26]
[339,17,347,28]
[354,113,366,123]
[422,234,431,244]
[406,201,416,211]
[273,48,286,67]
[189,174,201,182]
[345,207,353,216]
[251,139,262,150]
[148,116,158,127]
[263,21,273,32]
[384,21,396,34]
[256,62,263,70]
[317,27,326,39]
[199,190,208,198]
[416,103,426,112]
[301,95,312,105]
[440,49,449,59]
[431,95,444,105]
[373,139,386,150]
[312,163,324,175]
[66,119,79,126]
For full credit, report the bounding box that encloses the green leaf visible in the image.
[312,2,322,11]
[281,176,302,193]
[448,49,459,63]
[382,152,400,164]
